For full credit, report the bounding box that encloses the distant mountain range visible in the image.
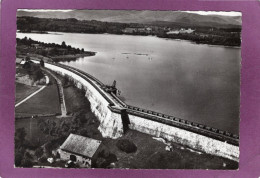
[17,10,241,28]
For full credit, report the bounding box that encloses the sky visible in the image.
[186,11,241,16]
[19,9,242,16]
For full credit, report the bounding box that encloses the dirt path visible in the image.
[42,69,67,117]
[15,75,50,108]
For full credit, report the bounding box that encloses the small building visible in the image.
[58,134,102,167]
[123,28,136,33]
[179,28,195,34]
[136,28,146,33]
[16,58,24,64]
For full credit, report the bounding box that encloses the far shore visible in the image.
[17,30,241,48]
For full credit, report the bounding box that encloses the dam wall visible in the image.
[33,61,124,139]
[33,60,239,161]
[127,112,239,161]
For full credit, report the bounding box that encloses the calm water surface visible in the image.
[17,32,240,134]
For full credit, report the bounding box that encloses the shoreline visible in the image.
[51,52,96,62]
[16,36,96,63]
[17,31,241,48]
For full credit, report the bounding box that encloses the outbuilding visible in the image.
[58,134,102,167]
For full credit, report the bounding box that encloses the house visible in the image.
[136,28,146,33]
[123,28,136,33]
[16,58,24,64]
[58,134,102,167]
[179,28,195,34]
[167,28,195,35]
[166,30,180,35]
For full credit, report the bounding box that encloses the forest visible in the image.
[17,16,241,47]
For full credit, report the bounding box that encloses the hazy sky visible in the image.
[19,9,241,16]
[186,11,241,16]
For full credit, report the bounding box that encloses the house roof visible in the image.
[16,58,23,64]
[60,134,102,158]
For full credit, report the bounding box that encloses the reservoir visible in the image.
[16,32,240,134]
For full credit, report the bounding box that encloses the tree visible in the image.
[25,56,30,62]
[15,128,27,147]
[21,158,33,168]
[61,41,67,48]
[35,147,44,158]
[15,152,23,167]
[40,59,45,67]
[116,139,137,153]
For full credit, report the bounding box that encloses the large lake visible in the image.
[17,32,241,134]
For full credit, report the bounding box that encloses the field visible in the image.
[15,82,40,103]
[15,74,61,115]
[102,130,238,169]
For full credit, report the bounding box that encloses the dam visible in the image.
[32,59,239,162]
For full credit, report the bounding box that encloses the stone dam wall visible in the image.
[33,60,239,161]
[127,112,239,161]
[33,60,124,139]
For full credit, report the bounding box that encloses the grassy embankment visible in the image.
[102,130,238,169]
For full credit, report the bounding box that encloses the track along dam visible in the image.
[32,59,239,162]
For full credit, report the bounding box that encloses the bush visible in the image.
[55,151,60,159]
[33,69,44,81]
[39,156,47,163]
[116,139,137,153]
[78,128,88,137]
[92,148,117,168]
[15,128,27,145]
[24,152,33,159]
[95,157,108,168]
[98,149,110,158]
[35,147,44,158]
[15,152,23,167]
[21,158,33,168]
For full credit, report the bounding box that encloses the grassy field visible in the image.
[15,83,40,103]
[64,85,91,114]
[101,130,238,169]
[15,117,58,146]
[15,74,61,115]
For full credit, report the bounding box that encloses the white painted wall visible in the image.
[58,149,91,166]
[39,61,239,161]
[128,114,239,161]
[42,62,124,139]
